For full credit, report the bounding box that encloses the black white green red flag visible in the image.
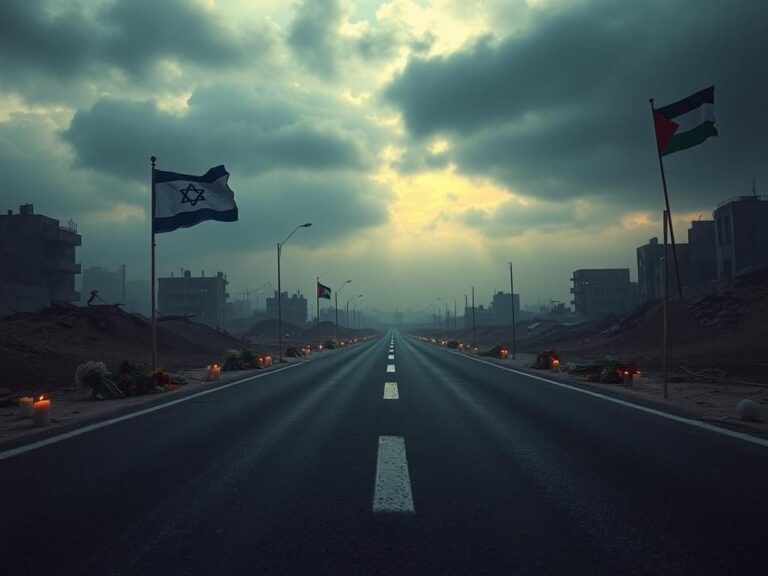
[653,86,717,156]
[317,281,332,300]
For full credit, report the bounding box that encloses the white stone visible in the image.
[737,399,761,422]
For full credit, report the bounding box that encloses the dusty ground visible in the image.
[1,303,261,393]
[422,285,768,385]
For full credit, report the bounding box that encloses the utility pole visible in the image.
[471,285,476,350]
[509,261,516,359]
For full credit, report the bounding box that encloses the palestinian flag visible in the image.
[317,281,332,300]
[653,86,717,156]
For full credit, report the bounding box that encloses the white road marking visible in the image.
[0,362,307,461]
[372,435,414,513]
[384,382,399,400]
[388,354,395,360]
[451,349,768,450]
[387,364,396,373]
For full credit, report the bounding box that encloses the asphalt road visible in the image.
[2,332,767,575]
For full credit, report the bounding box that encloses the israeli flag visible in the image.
[153,165,238,234]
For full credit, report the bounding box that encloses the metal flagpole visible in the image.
[471,285,476,350]
[316,277,321,350]
[277,242,283,363]
[662,210,669,399]
[650,98,684,299]
[150,156,157,371]
[509,261,516,360]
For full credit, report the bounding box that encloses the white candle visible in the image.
[19,396,34,417]
[33,396,51,427]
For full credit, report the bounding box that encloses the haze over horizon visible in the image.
[2,0,766,314]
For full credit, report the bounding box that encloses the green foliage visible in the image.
[239,348,256,365]
[222,349,241,371]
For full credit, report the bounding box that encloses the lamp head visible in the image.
[302,223,312,227]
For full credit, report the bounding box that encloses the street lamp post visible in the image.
[471,285,476,350]
[437,298,449,338]
[507,260,517,359]
[277,222,312,363]
[334,280,351,342]
[346,294,363,340]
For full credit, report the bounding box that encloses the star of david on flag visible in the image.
[153,165,238,234]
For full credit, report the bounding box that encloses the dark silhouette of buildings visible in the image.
[571,269,637,318]
[714,195,768,284]
[491,291,520,324]
[266,290,308,326]
[0,204,81,315]
[158,269,228,327]
[637,220,718,300]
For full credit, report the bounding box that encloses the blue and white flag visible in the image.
[153,165,238,234]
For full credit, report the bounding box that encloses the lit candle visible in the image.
[623,371,633,386]
[552,359,561,371]
[33,396,51,427]
[19,396,34,417]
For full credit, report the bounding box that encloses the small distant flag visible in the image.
[653,86,717,156]
[153,165,238,234]
[317,281,332,300]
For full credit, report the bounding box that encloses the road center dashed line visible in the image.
[384,382,399,400]
[388,354,395,360]
[372,435,414,513]
[387,364,396,373]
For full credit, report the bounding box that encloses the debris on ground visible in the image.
[479,344,509,359]
[531,349,560,369]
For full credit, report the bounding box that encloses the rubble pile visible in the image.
[688,292,746,328]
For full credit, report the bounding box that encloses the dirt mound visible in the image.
[244,319,308,340]
[419,285,768,382]
[528,286,768,381]
[0,303,249,393]
[159,317,249,351]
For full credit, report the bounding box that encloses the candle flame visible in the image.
[39,395,44,401]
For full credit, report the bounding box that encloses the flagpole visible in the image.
[662,209,669,399]
[150,155,157,371]
[649,98,684,299]
[509,261,516,360]
[316,277,320,351]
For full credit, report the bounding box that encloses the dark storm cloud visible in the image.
[288,0,344,79]
[385,0,768,213]
[62,88,372,182]
[287,0,432,76]
[0,115,85,214]
[0,0,251,94]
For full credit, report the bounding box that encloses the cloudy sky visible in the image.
[2,0,766,318]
